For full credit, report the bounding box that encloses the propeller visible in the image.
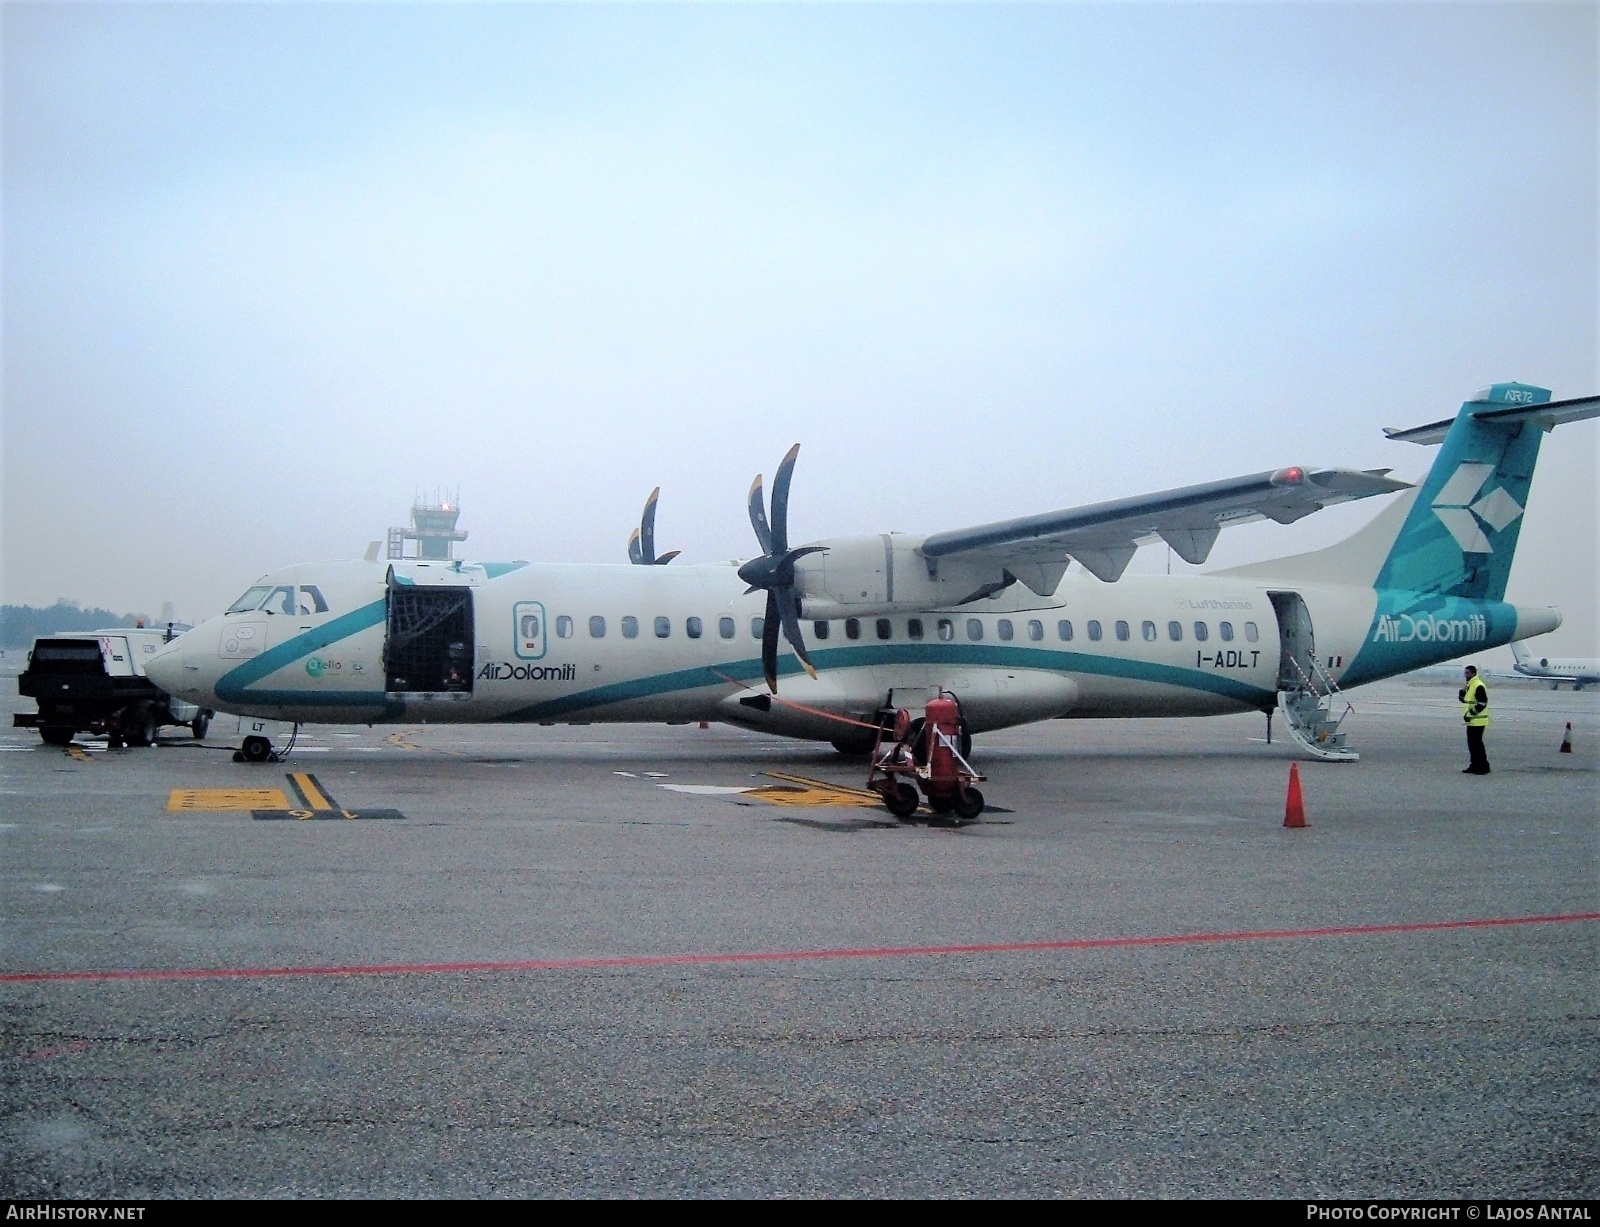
[735,444,826,692]
[627,487,681,565]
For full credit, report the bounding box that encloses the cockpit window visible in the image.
[226,586,273,614]
[299,585,329,615]
[265,585,296,614]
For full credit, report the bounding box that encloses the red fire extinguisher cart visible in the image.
[866,693,986,822]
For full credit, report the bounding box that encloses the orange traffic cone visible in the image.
[1560,722,1572,753]
[1283,762,1308,828]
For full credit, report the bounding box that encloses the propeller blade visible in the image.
[775,585,818,681]
[640,487,660,564]
[747,474,773,555]
[761,590,781,692]
[627,527,643,566]
[769,443,801,555]
[654,550,681,565]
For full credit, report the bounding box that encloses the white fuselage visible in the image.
[149,557,1401,742]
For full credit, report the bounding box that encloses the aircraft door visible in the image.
[1267,590,1315,691]
[385,582,475,694]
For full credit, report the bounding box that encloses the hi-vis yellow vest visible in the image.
[1462,676,1489,727]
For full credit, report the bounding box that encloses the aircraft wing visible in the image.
[919,466,1412,586]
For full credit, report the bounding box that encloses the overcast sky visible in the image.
[3,2,1596,655]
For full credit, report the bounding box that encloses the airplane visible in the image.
[144,381,1597,778]
[1509,640,1600,691]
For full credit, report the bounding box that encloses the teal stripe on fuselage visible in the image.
[216,599,387,706]
[496,641,1275,723]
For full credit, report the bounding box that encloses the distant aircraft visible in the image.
[145,382,1596,772]
[1509,640,1600,691]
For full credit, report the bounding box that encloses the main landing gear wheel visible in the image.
[191,712,211,740]
[954,788,985,821]
[884,783,920,819]
[240,736,273,763]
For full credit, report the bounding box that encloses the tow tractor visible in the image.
[866,692,987,822]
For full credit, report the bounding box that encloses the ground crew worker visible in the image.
[1458,664,1490,774]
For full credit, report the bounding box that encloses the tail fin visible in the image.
[1372,382,1558,601]
[1509,640,1532,665]
[1215,382,1598,595]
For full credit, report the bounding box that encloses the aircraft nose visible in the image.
[144,639,184,692]
[146,621,220,705]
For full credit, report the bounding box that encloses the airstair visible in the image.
[1278,653,1358,762]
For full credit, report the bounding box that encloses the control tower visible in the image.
[387,493,467,561]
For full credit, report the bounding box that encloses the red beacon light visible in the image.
[1271,466,1306,486]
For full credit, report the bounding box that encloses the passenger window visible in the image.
[966,618,983,641]
[556,615,573,638]
[937,619,954,642]
[655,616,671,638]
[227,585,273,615]
[875,618,892,641]
[589,616,607,638]
[299,585,329,615]
[1115,620,1130,642]
[1142,621,1157,642]
[1027,620,1043,641]
[622,616,639,639]
[751,617,765,639]
[813,621,830,640]
[845,618,861,641]
[907,619,924,640]
[1194,622,1208,642]
[719,616,736,640]
[1058,620,1073,641]
[1245,621,1259,643]
[1219,621,1234,642]
[997,619,1014,641]
[686,617,702,639]
[1087,620,1102,641]
[1167,621,1182,641]
[520,614,541,640]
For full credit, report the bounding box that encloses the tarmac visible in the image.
[1,662,1595,1197]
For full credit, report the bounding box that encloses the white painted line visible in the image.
[612,771,637,777]
[657,784,753,795]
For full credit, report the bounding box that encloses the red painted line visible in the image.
[3,911,1596,986]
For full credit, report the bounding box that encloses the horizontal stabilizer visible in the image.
[1385,393,1600,446]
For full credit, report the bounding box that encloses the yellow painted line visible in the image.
[746,786,882,809]
[762,771,883,801]
[385,730,422,751]
[168,788,291,812]
[66,745,93,762]
[290,772,333,811]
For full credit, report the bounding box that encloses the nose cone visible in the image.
[144,638,185,693]
[145,620,221,706]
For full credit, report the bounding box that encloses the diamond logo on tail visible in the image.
[1431,463,1522,553]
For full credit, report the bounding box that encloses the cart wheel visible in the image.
[124,704,156,747]
[954,787,985,820]
[41,727,73,747]
[241,735,273,763]
[885,783,920,819]
[107,735,125,749]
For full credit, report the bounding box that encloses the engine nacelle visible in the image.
[792,534,1020,620]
